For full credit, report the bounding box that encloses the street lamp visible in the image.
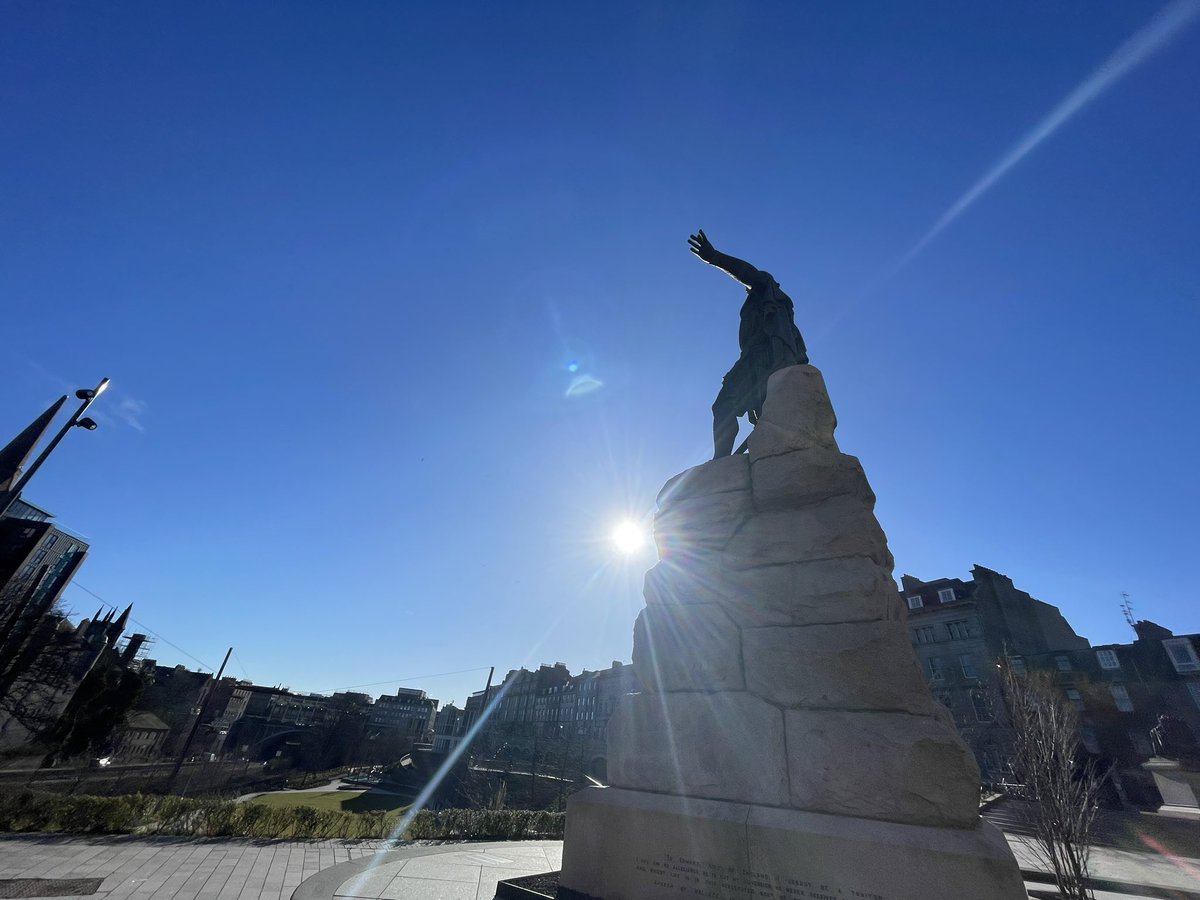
[0,377,109,519]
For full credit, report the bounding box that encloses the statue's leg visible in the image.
[713,414,738,459]
[712,387,740,459]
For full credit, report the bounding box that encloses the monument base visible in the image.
[559,787,1026,900]
[1143,757,1200,818]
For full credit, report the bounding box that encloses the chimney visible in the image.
[1133,620,1174,642]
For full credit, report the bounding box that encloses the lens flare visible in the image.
[612,520,645,554]
[565,375,604,398]
[889,0,1200,278]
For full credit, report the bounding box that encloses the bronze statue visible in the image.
[689,230,809,458]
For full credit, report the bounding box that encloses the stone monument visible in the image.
[556,237,1026,899]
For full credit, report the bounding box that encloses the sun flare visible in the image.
[611,520,645,555]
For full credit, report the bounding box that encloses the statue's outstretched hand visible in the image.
[688,229,718,263]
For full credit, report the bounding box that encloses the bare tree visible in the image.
[997,658,1105,900]
[0,576,82,747]
[0,577,143,762]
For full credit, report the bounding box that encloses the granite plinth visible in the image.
[559,787,1027,900]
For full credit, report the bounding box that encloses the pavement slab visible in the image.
[0,838,391,900]
[1,826,1197,900]
[376,879,475,900]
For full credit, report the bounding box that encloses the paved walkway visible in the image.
[301,842,561,900]
[984,798,1200,897]
[0,830,1196,900]
[0,835,391,900]
[0,836,559,900]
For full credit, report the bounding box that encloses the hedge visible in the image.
[0,791,564,841]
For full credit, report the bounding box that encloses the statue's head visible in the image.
[751,271,782,293]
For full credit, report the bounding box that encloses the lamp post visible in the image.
[0,377,109,519]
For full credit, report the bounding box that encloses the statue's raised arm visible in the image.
[689,229,809,458]
[688,229,771,290]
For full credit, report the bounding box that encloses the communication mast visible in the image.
[1120,592,1136,632]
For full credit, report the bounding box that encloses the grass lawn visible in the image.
[250,789,410,813]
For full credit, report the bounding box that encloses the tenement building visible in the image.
[901,564,1090,781]
[368,687,437,743]
[1051,620,1200,803]
[438,661,641,778]
[432,703,466,753]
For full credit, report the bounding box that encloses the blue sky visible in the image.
[2,2,1198,707]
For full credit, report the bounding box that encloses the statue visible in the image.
[689,230,809,458]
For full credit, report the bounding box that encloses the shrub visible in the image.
[394,808,564,841]
[0,789,564,842]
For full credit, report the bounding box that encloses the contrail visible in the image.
[887,0,1200,278]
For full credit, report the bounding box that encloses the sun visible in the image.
[611,520,646,555]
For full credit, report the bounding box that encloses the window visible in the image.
[1080,727,1100,754]
[1110,684,1134,712]
[937,588,956,604]
[971,691,992,722]
[44,534,59,549]
[914,626,937,645]
[959,654,979,678]
[1188,683,1200,711]
[1008,657,1027,675]
[906,595,923,610]
[1162,638,1200,674]
[1095,649,1121,671]
[927,657,945,681]
[1055,655,1072,672]
[945,620,970,640]
[1064,689,1084,711]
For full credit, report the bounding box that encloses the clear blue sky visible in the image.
[3,2,1198,708]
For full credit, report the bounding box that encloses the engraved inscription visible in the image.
[631,853,887,900]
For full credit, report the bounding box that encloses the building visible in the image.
[462,661,641,779]
[492,663,572,727]
[0,605,143,755]
[0,498,89,622]
[360,688,438,764]
[578,662,640,738]
[266,692,336,727]
[214,682,281,731]
[137,663,218,756]
[211,684,439,766]
[903,565,1200,799]
[368,687,437,741]
[217,683,290,758]
[902,564,1090,780]
[1049,620,1200,800]
[433,704,467,753]
[485,661,639,737]
[113,711,170,759]
[494,664,552,728]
